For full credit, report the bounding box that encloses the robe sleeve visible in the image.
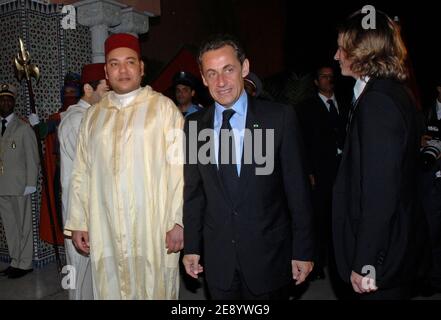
[64,110,90,235]
[59,110,84,232]
[163,100,185,231]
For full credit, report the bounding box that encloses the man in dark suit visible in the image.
[182,34,314,300]
[332,10,426,299]
[296,66,348,281]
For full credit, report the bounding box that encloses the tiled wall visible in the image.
[0,0,91,267]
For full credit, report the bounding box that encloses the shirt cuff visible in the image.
[23,186,36,196]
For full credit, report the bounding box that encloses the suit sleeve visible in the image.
[183,117,205,255]
[23,124,39,187]
[280,105,314,261]
[352,91,405,274]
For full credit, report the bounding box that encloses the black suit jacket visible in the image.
[296,94,349,188]
[183,96,314,295]
[332,78,426,289]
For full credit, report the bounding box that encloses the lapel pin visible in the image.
[11,141,16,149]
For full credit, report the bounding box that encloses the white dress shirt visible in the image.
[318,93,339,113]
[353,76,370,102]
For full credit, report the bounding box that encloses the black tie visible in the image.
[1,119,6,136]
[327,99,339,127]
[218,109,239,198]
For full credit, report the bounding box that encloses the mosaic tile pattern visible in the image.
[0,0,91,267]
[0,1,23,261]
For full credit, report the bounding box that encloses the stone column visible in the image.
[109,7,151,36]
[74,0,125,62]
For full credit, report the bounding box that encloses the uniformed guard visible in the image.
[0,83,39,279]
[172,71,203,117]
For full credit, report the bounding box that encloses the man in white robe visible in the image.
[58,63,109,299]
[64,33,184,299]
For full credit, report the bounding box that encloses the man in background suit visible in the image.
[0,83,39,279]
[296,66,348,281]
[182,34,314,300]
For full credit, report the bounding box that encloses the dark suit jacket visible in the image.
[183,96,314,295]
[296,94,349,189]
[332,78,426,289]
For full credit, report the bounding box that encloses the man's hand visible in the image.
[165,224,183,254]
[292,260,314,285]
[183,254,204,279]
[72,230,90,255]
[350,270,378,294]
[28,113,40,126]
[421,134,432,147]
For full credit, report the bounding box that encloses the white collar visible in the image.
[353,76,370,101]
[1,113,15,125]
[318,93,338,111]
[318,92,336,103]
[60,99,91,121]
[111,87,142,108]
[77,99,91,109]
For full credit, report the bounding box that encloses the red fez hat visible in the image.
[104,33,141,58]
[81,63,106,84]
